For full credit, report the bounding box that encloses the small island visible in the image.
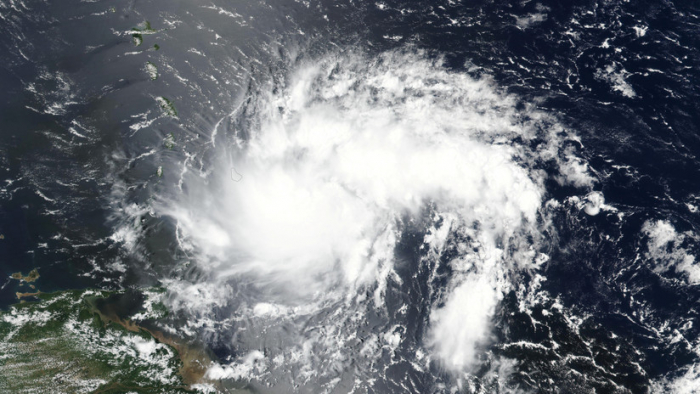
[10,268,39,283]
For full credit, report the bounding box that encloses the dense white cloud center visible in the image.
[160,50,592,375]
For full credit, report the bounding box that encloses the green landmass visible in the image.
[131,31,143,47]
[131,21,156,47]
[164,133,176,149]
[0,289,217,394]
[145,62,158,81]
[142,21,155,32]
[156,97,178,118]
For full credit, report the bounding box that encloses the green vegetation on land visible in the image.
[164,133,176,149]
[0,289,201,393]
[131,31,143,46]
[146,62,159,80]
[157,97,178,118]
[131,21,157,47]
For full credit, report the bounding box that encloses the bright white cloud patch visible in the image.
[152,49,592,381]
[429,272,500,370]
[595,63,636,98]
[652,363,700,394]
[642,220,700,284]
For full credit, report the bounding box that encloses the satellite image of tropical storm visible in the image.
[1,0,700,393]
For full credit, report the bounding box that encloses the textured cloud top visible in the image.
[156,49,593,383]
